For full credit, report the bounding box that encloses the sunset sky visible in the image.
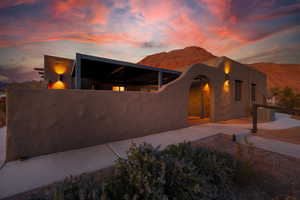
[0,0,300,82]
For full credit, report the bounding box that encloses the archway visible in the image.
[187,75,211,124]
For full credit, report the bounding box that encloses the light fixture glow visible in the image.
[53,64,67,75]
[51,81,65,89]
[203,83,210,92]
[223,80,229,92]
[224,61,230,74]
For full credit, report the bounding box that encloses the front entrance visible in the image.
[188,75,211,121]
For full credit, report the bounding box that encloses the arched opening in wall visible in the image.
[188,75,211,125]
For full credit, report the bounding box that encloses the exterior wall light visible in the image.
[224,61,230,74]
[53,63,67,75]
[223,61,230,92]
[48,63,67,90]
[51,81,65,89]
[203,83,210,92]
[225,73,230,81]
[58,74,63,81]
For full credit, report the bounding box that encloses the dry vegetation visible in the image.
[6,134,300,200]
[193,134,300,199]
[257,126,300,145]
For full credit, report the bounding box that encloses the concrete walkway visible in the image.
[243,136,300,159]
[0,125,249,199]
[1,113,300,199]
[212,113,300,130]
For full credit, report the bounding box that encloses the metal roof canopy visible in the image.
[74,53,181,88]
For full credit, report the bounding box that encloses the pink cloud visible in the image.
[129,0,179,23]
[52,0,109,25]
[197,0,232,21]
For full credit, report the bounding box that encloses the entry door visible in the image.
[188,81,210,118]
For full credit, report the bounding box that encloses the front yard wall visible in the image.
[6,62,267,161]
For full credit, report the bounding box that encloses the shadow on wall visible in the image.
[6,64,221,162]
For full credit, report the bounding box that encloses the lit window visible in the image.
[112,86,125,92]
[119,86,125,92]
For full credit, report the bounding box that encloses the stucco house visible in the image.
[44,53,267,122]
[6,53,268,161]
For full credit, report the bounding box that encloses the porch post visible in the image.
[75,54,81,89]
[252,104,258,133]
[158,71,163,88]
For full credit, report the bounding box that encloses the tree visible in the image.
[274,87,300,109]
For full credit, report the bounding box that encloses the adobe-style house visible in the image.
[44,53,267,122]
[6,53,268,161]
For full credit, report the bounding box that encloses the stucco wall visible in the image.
[6,62,267,161]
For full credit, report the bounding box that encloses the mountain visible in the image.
[138,46,300,93]
[0,80,44,94]
[249,63,300,93]
[138,46,217,70]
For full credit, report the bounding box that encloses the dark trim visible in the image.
[76,53,181,75]
[235,80,243,101]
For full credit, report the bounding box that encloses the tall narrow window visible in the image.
[251,83,256,101]
[235,80,242,101]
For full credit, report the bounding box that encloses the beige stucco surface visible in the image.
[6,60,267,161]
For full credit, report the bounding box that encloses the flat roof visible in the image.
[76,53,181,75]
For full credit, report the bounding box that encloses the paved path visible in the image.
[1,113,300,199]
[244,135,300,159]
[212,113,300,130]
[0,125,249,199]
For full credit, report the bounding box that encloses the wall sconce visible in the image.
[225,73,229,81]
[58,74,63,81]
[53,63,67,75]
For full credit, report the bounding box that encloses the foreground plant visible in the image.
[102,142,238,200]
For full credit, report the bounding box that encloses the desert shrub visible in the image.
[52,174,102,200]
[102,142,238,200]
[27,142,243,200]
[271,87,300,109]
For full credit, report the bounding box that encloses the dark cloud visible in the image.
[140,41,165,49]
[0,64,40,83]
[238,44,300,64]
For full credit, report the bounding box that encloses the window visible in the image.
[235,80,242,101]
[112,86,125,92]
[251,83,256,101]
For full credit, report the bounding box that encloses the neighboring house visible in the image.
[44,53,267,121]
